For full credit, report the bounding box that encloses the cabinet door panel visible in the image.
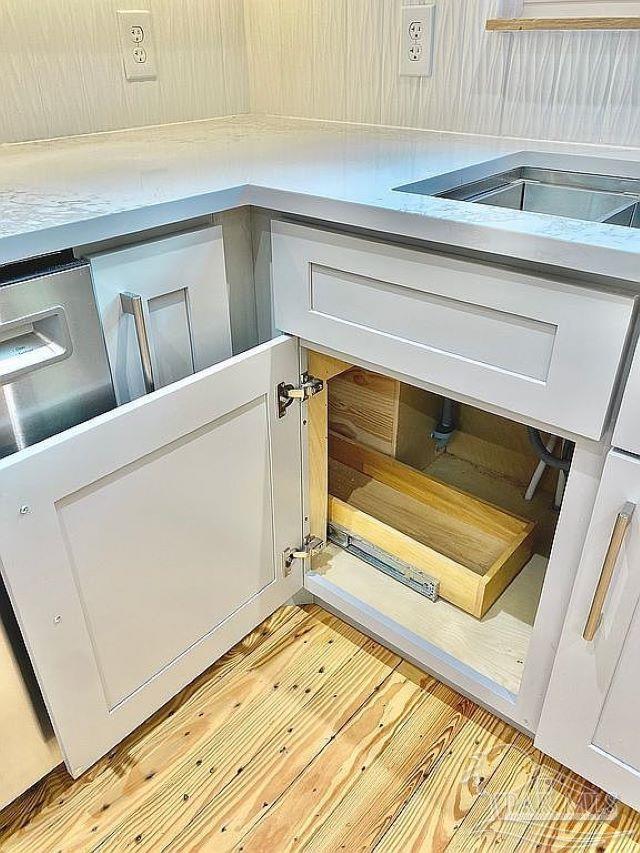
[0,336,302,777]
[89,225,233,404]
[536,451,640,809]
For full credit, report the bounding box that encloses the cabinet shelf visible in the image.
[486,16,640,30]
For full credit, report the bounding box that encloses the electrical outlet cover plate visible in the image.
[117,9,157,82]
[400,4,435,78]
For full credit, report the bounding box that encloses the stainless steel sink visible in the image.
[397,166,640,228]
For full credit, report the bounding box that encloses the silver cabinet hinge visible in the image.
[282,536,325,576]
[278,373,324,418]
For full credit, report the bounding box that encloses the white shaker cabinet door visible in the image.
[0,336,303,777]
[89,225,233,404]
[536,450,640,810]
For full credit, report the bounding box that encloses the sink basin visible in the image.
[397,165,640,228]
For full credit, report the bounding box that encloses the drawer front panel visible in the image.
[273,222,635,438]
[312,265,557,382]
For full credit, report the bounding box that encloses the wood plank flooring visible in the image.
[1,604,639,852]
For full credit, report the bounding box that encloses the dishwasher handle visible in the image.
[120,292,155,395]
[0,307,73,386]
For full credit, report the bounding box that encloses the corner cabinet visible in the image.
[536,450,640,811]
[0,336,304,777]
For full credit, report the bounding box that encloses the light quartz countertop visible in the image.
[1,114,639,281]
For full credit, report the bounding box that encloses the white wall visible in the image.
[244,0,640,147]
[3,0,638,148]
[0,0,249,144]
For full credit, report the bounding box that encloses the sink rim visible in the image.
[394,152,640,230]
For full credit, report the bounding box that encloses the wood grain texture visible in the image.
[487,16,640,29]
[375,706,516,851]
[328,368,400,456]
[1,605,636,852]
[329,434,536,618]
[162,636,399,851]
[0,604,305,850]
[307,351,352,548]
[330,460,506,574]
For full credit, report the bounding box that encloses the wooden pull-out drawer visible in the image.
[272,221,635,439]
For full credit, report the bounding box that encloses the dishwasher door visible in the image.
[0,265,115,458]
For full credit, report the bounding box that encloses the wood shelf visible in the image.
[486,16,640,30]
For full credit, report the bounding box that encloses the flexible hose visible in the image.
[527,427,572,472]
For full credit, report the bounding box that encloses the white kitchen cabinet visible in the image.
[0,215,636,803]
[536,450,640,810]
[613,337,640,456]
[89,226,232,404]
[0,336,303,777]
[272,221,634,440]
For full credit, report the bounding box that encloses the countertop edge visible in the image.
[1,181,638,285]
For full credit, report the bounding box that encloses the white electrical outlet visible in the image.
[117,10,157,82]
[400,4,435,78]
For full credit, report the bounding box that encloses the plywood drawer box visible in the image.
[272,221,635,440]
[328,433,536,618]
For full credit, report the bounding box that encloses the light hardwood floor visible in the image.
[1,604,639,852]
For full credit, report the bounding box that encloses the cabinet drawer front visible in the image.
[273,222,634,438]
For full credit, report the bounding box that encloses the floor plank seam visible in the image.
[369,709,496,851]
[160,635,401,852]
[231,658,405,852]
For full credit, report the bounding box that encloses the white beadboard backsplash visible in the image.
[245,0,640,147]
[0,0,249,144]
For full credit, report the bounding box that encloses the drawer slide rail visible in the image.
[328,522,440,603]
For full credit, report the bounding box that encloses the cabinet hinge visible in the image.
[282,536,325,576]
[277,373,324,418]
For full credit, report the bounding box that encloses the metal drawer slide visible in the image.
[327,522,440,603]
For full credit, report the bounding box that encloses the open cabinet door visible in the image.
[0,336,303,777]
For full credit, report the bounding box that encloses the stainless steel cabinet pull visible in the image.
[583,501,635,642]
[120,292,155,394]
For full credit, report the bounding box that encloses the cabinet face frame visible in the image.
[303,347,607,732]
[0,336,304,777]
[536,450,640,810]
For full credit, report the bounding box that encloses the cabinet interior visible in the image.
[308,353,569,696]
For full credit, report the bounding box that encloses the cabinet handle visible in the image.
[120,292,155,395]
[583,501,635,642]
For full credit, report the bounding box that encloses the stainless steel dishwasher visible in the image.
[0,259,116,458]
